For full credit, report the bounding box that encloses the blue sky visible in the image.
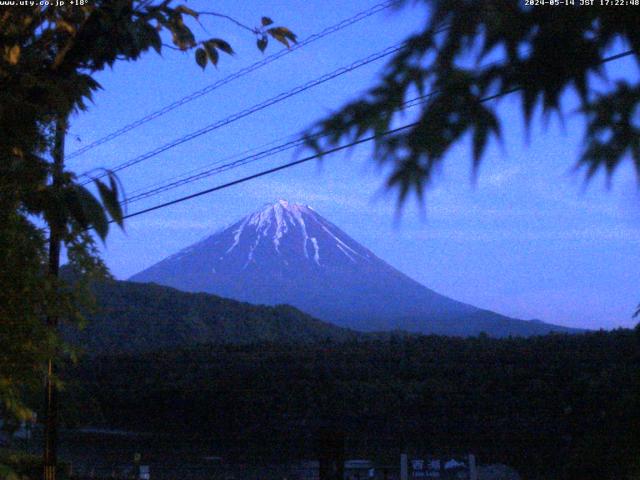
[66,0,640,330]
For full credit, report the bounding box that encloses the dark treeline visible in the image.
[61,329,640,480]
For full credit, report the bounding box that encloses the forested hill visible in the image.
[67,277,584,355]
[66,280,361,353]
[64,329,640,480]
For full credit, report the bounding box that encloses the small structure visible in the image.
[344,459,375,480]
[406,455,476,479]
[138,465,150,480]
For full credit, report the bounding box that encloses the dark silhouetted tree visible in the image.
[305,1,639,202]
[0,0,295,426]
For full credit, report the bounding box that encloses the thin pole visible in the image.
[43,117,66,480]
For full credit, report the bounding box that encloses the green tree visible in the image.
[0,0,295,431]
[305,1,639,202]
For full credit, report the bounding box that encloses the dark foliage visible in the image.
[0,1,296,427]
[64,280,362,354]
[305,1,640,203]
[64,329,640,480]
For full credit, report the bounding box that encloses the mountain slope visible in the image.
[66,280,360,353]
[130,200,580,337]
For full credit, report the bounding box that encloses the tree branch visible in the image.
[162,43,186,51]
[50,9,93,71]
[197,12,257,34]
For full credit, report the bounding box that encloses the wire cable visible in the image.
[123,92,437,205]
[66,1,400,161]
[124,136,310,204]
[79,42,406,184]
[117,48,636,222]
[120,126,406,221]
[124,131,304,198]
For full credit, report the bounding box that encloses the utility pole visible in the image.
[43,117,66,480]
[468,454,477,480]
[400,453,408,480]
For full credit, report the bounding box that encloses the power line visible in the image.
[79,42,406,185]
[79,24,453,185]
[124,136,310,204]
[117,48,635,222]
[66,1,400,161]
[120,38,567,205]
[117,100,487,220]
[124,131,304,198]
[120,126,408,221]
[123,93,436,205]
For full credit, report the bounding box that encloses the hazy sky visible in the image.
[66,0,640,330]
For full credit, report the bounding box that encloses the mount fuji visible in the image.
[130,200,579,337]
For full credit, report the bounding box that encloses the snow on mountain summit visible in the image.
[130,200,471,331]
[129,201,579,336]
[215,199,371,270]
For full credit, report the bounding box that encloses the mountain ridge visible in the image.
[66,279,362,354]
[130,200,582,337]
